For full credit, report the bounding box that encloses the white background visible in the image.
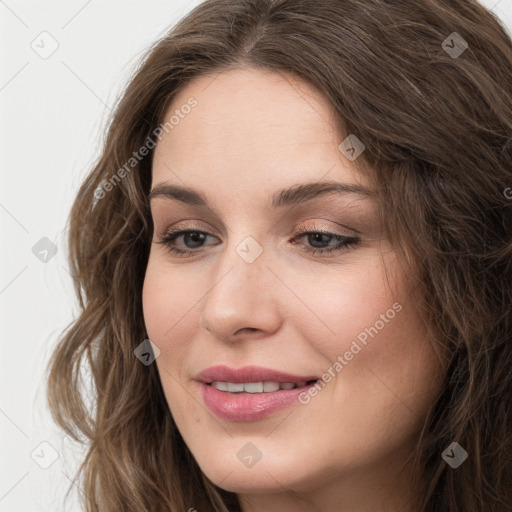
[1,0,511,510]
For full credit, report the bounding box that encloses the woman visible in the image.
[46,0,512,510]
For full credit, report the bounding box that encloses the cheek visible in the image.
[141,255,190,352]
[141,257,200,418]
[290,253,397,356]
[296,251,442,426]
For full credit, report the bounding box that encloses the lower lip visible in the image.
[199,382,316,421]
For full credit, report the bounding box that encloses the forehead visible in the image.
[152,67,367,195]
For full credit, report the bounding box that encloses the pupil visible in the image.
[309,233,328,248]
[185,231,205,248]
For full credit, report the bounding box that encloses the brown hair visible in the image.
[46,0,512,510]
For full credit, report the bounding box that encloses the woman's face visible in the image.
[142,67,444,509]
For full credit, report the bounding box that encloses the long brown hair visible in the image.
[46,0,512,510]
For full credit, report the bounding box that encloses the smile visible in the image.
[195,365,320,421]
[209,380,316,393]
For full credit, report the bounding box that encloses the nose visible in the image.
[198,237,282,342]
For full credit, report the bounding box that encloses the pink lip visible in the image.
[194,364,318,384]
[195,365,319,422]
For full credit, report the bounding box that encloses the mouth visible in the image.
[195,366,321,421]
[206,379,319,394]
[195,364,320,389]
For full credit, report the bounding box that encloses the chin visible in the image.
[199,454,310,494]
[208,471,288,494]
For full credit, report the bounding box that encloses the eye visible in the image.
[291,224,360,256]
[155,229,218,256]
[154,223,360,257]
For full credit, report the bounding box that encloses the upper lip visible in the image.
[195,365,319,384]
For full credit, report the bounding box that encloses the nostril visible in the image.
[236,327,259,335]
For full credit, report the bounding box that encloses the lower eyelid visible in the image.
[159,229,346,244]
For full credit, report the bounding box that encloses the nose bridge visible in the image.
[199,232,280,340]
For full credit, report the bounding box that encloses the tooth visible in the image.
[263,382,280,392]
[212,381,306,393]
[211,381,228,391]
[244,382,264,393]
[226,382,245,392]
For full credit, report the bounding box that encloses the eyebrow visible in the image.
[148,180,375,209]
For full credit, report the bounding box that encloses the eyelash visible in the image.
[155,224,360,258]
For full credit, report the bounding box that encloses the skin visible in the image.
[142,67,446,512]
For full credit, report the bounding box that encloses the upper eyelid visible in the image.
[159,222,356,236]
[149,199,371,233]
[165,221,341,229]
